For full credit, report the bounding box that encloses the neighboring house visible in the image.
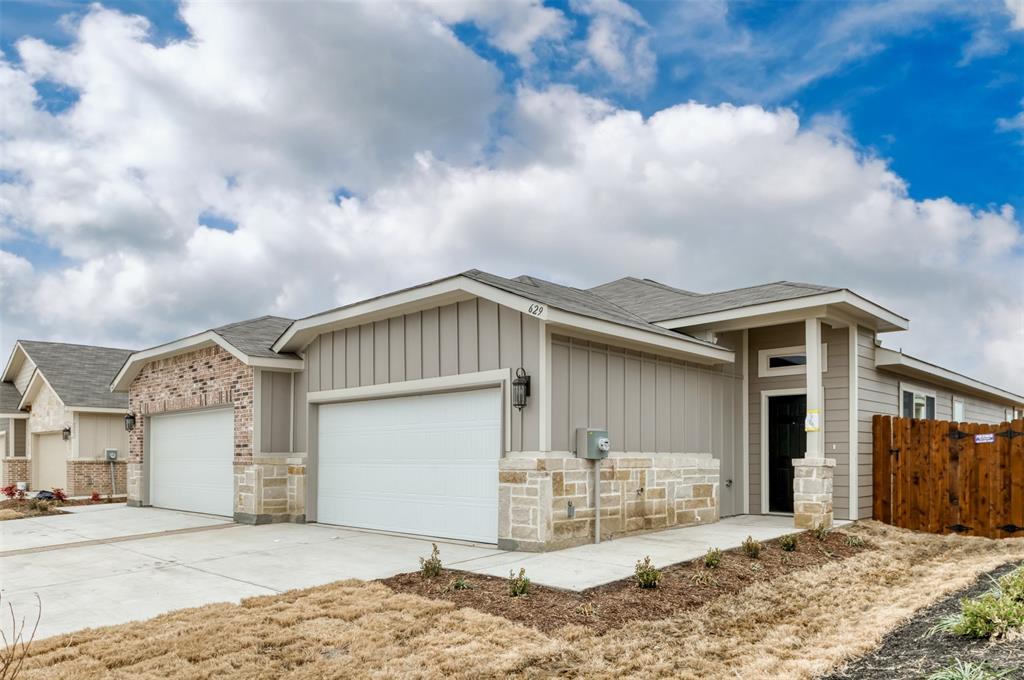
[1,341,135,495]
[113,270,1024,551]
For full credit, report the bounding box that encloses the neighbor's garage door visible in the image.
[317,388,501,542]
[149,408,234,516]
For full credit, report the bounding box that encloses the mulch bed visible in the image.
[821,560,1024,680]
[381,529,871,634]
[0,496,127,520]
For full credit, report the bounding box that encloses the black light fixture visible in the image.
[62,426,71,441]
[512,368,531,411]
[124,412,136,432]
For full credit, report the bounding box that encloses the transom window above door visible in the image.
[758,344,828,377]
[901,383,936,419]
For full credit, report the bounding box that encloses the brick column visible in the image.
[2,458,30,488]
[792,457,835,529]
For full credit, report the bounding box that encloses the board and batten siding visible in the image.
[75,413,130,459]
[748,322,851,519]
[259,370,293,453]
[298,299,541,452]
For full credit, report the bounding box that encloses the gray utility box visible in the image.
[576,428,611,460]
[105,448,118,461]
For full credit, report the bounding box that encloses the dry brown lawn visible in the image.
[17,521,1024,679]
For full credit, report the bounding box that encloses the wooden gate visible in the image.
[872,415,1024,539]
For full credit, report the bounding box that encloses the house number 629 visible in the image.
[527,304,545,316]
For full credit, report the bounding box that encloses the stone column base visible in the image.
[792,457,835,530]
[234,456,306,524]
[2,457,30,488]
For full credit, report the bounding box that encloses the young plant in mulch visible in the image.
[929,566,1024,640]
[634,556,661,589]
[779,534,798,552]
[703,547,723,568]
[508,568,531,597]
[690,569,715,586]
[50,488,68,503]
[926,659,1015,680]
[813,523,831,541]
[90,491,102,502]
[442,576,474,593]
[419,543,442,579]
[0,486,15,501]
[844,533,866,548]
[741,535,762,559]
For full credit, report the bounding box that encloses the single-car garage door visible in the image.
[149,408,234,516]
[317,388,501,542]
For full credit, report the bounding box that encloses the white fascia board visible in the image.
[0,412,29,419]
[18,370,64,411]
[875,347,1024,406]
[655,291,909,334]
[1,342,27,383]
[69,406,128,414]
[273,276,536,353]
[545,308,734,365]
[110,331,305,392]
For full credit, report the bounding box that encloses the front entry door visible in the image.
[767,394,806,513]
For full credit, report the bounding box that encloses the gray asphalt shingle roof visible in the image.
[212,315,297,359]
[0,381,21,413]
[19,341,134,409]
[588,278,840,323]
[461,270,719,347]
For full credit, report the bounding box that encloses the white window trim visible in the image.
[757,344,828,378]
[899,382,936,419]
[951,396,965,423]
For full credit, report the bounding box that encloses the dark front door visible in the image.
[767,394,806,513]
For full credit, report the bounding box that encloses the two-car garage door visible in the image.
[317,389,500,543]
[149,408,234,517]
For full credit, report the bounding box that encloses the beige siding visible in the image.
[748,322,850,518]
[14,357,35,395]
[260,370,293,453]
[76,413,130,459]
[291,369,307,453]
[301,299,541,452]
[549,333,744,513]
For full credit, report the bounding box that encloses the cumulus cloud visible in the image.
[0,2,1022,393]
[571,0,655,91]
[1007,0,1024,29]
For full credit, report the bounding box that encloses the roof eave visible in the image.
[18,370,64,411]
[1,342,27,383]
[875,347,1024,407]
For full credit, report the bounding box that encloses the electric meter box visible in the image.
[105,448,118,461]
[575,428,610,460]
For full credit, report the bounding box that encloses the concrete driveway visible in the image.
[1,505,502,640]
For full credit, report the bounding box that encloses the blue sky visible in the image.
[0,0,1022,388]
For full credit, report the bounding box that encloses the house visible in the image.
[1,341,135,495]
[112,271,1024,550]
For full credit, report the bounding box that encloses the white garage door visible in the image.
[317,388,501,543]
[150,408,234,516]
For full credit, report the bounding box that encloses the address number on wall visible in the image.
[527,303,545,317]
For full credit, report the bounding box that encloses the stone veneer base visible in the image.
[792,457,836,530]
[234,512,306,525]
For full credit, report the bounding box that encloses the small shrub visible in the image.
[442,576,474,593]
[997,566,1024,602]
[508,568,530,597]
[813,523,830,541]
[927,659,1014,680]
[90,491,101,502]
[50,488,68,503]
[844,533,866,548]
[703,547,722,569]
[28,499,51,513]
[634,556,661,589]
[741,535,762,559]
[1,485,15,500]
[419,543,442,579]
[14,488,26,501]
[690,569,714,586]
[779,534,798,552]
[575,602,599,617]
[930,590,1024,639]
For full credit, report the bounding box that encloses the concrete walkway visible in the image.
[454,515,802,590]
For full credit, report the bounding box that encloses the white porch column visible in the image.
[793,317,835,529]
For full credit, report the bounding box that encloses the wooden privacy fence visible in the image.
[872,415,1024,539]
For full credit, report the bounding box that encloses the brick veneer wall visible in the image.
[2,457,29,487]
[67,460,128,496]
[498,452,720,551]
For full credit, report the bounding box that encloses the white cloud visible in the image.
[0,2,1022,395]
[1007,0,1024,29]
[571,0,655,91]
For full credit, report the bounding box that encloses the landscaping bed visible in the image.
[381,529,870,634]
[822,560,1024,680]
[0,496,126,521]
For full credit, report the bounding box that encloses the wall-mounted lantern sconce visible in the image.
[62,426,72,441]
[124,412,136,432]
[512,368,531,411]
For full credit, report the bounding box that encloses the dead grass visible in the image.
[17,522,1024,679]
[0,508,24,520]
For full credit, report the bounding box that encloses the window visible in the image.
[952,397,965,422]
[900,383,936,419]
[758,344,828,377]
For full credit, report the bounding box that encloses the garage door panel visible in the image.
[150,408,233,517]
[318,388,500,542]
